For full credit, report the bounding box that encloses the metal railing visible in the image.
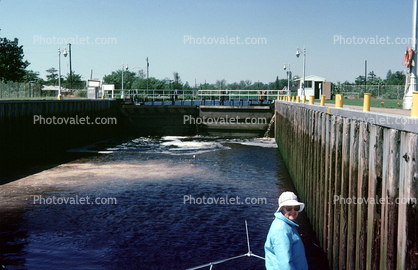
[197,89,290,101]
[102,89,290,102]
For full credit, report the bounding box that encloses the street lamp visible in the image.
[296,46,306,97]
[283,64,291,96]
[58,47,62,100]
[146,57,149,91]
[404,0,418,109]
[121,63,128,99]
[62,43,72,90]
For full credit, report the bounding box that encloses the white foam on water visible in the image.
[67,136,276,156]
[222,137,278,148]
[159,136,228,155]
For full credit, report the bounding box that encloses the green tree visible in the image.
[385,70,405,85]
[183,81,191,90]
[22,69,40,82]
[355,75,365,85]
[172,71,183,90]
[103,69,136,89]
[63,71,84,89]
[45,67,58,85]
[0,37,30,82]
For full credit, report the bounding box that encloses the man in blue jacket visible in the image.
[264,191,308,270]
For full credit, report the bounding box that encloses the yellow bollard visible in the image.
[302,95,306,103]
[291,96,295,102]
[288,96,291,102]
[320,95,325,106]
[327,107,331,114]
[296,96,300,103]
[309,95,314,104]
[412,92,418,117]
[363,93,371,111]
[335,94,343,108]
[58,95,62,100]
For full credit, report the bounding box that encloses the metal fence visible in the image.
[0,81,87,99]
[339,85,404,99]
[102,89,290,101]
[0,81,42,98]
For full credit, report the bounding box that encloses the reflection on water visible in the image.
[0,136,328,269]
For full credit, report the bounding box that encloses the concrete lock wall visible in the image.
[275,101,418,270]
[0,100,121,171]
[120,105,199,136]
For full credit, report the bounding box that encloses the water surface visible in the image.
[0,136,328,269]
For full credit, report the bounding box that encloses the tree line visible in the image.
[0,34,408,92]
[339,70,406,86]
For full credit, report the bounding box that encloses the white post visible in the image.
[404,0,418,109]
[302,46,306,97]
[58,47,61,100]
[121,63,124,99]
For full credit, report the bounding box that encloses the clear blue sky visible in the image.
[0,0,412,86]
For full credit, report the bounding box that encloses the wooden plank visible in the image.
[327,115,337,268]
[397,131,408,270]
[313,110,320,234]
[403,133,418,270]
[323,112,331,253]
[339,117,351,269]
[347,121,359,270]
[333,116,344,270]
[387,129,400,270]
[380,129,400,270]
[366,125,383,270]
[356,122,370,270]
[318,112,326,244]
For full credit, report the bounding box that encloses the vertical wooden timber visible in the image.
[339,117,351,270]
[356,122,370,270]
[333,116,344,269]
[327,115,337,268]
[347,121,359,270]
[319,112,327,248]
[274,102,417,269]
[401,133,418,270]
[313,110,320,232]
[323,112,331,254]
[380,129,400,270]
[366,125,383,270]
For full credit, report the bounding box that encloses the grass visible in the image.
[324,98,403,108]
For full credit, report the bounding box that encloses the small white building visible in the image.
[295,75,326,99]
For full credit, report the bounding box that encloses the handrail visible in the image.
[101,89,290,101]
[186,220,264,270]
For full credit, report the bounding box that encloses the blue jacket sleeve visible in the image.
[271,226,296,270]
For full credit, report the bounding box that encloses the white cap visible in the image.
[277,191,305,212]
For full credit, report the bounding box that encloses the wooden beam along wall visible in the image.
[275,102,418,270]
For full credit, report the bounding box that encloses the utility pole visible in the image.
[146,57,149,91]
[404,0,418,109]
[365,60,367,94]
[68,43,72,90]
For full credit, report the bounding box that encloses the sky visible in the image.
[0,0,413,86]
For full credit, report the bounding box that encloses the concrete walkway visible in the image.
[318,102,411,116]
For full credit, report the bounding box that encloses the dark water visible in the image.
[0,136,328,269]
